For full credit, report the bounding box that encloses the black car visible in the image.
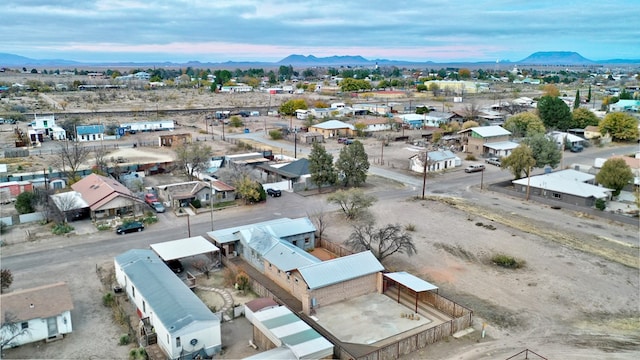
[116,221,144,234]
[267,188,282,197]
[165,259,184,273]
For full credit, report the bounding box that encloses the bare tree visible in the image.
[49,191,82,223]
[1,268,13,293]
[94,146,109,175]
[308,207,330,241]
[175,142,212,180]
[346,221,417,262]
[1,312,31,350]
[461,102,482,121]
[52,142,91,184]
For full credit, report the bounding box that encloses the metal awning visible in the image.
[385,272,438,292]
[150,236,219,261]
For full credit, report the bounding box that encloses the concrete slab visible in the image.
[311,293,433,345]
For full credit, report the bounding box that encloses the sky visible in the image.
[2,0,639,64]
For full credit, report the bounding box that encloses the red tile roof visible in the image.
[71,173,143,210]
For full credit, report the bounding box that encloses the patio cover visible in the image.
[385,271,438,314]
[150,236,219,261]
[385,271,438,292]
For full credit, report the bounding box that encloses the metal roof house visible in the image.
[75,124,105,142]
[309,120,355,138]
[409,149,461,173]
[206,217,316,259]
[244,305,334,360]
[458,125,514,157]
[114,249,221,359]
[512,169,612,207]
[294,251,384,314]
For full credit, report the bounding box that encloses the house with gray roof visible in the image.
[244,305,334,360]
[206,217,317,262]
[409,149,461,173]
[309,120,355,138]
[458,125,517,157]
[114,249,221,359]
[512,169,612,207]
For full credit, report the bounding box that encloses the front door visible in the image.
[47,316,58,337]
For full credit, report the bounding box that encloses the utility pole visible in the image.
[421,151,428,199]
[526,166,532,201]
[480,167,484,190]
[294,130,297,159]
[209,180,214,231]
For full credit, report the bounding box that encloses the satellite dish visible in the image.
[190,338,198,346]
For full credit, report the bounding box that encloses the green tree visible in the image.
[503,112,546,137]
[308,143,337,193]
[572,108,600,129]
[415,106,430,115]
[336,140,370,187]
[174,142,212,180]
[521,134,561,169]
[234,175,262,204]
[279,99,308,117]
[15,191,36,214]
[587,85,592,103]
[573,90,581,109]
[599,112,639,142]
[595,158,633,196]
[229,116,243,128]
[327,188,377,220]
[501,145,536,179]
[346,222,417,262]
[537,95,573,130]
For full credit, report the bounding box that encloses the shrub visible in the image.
[405,223,416,232]
[465,154,477,161]
[97,224,111,231]
[52,223,74,235]
[491,253,524,269]
[191,199,202,208]
[102,292,115,307]
[119,334,130,346]
[269,129,283,140]
[595,198,606,211]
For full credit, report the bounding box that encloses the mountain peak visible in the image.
[518,51,595,65]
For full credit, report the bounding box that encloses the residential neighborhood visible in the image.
[1,58,639,360]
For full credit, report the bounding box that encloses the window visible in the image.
[553,193,562,199]
[21,322,28,330]
[132,286,135,298]
[143,301,146,313]
[176,337,181,347]
[304,237,310,244]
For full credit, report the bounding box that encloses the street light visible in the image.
[209,180,214,231]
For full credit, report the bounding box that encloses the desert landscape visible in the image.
[1,75,638,359]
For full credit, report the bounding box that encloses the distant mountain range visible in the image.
[0,51,638,68]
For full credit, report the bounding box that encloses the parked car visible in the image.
[116,221,145,234]
[570,145,584,153]
[164,259,183,273]
[486,157,501,167]
[150,201,165,213]
[144,193,158,205]
[267,188,282,197]
[464,164,485,173]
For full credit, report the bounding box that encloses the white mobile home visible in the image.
[120,120,175,132]
[114,249,221,359]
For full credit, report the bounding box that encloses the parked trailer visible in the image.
[120,120,175,132]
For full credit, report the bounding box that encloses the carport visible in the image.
[150,235,220,264]
[384,271,438,313]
